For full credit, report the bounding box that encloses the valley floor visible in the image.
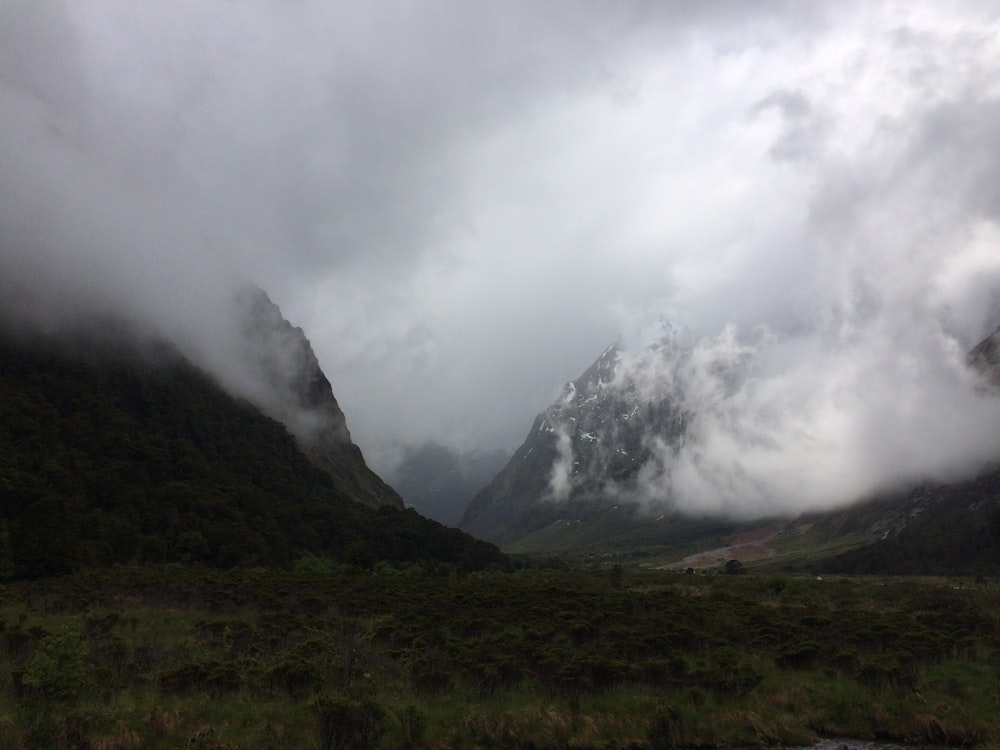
[1,565,998,749]
[663,522,788,569]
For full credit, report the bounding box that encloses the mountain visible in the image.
[460,333,687,546]
[969,324,1000,389]
[388,442,509,526]
[461,324,1000,575]
[234,286,401,509]
[0,313,505,580]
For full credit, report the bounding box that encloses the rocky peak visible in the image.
[460,331,688,544]
[234,285,402,509]
[235,285,351,445]
[968,324,1000,390]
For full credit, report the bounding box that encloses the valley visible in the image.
[5,3,1000,748]
[1,285,997,750]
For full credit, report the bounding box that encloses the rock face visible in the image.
[460,335,687,545]
[969,324,1000,389]
[235,286,402,509]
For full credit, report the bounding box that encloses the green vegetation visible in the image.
[0,566,997,749]
[819,472,1000,576]
[504,486,1000,576]
[0,333,506,579]
[505,503,737,561]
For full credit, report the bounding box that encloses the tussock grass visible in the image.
[0,566,997,749]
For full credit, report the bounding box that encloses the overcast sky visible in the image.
[3,1,1000,494]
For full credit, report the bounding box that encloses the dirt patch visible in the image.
[665,523,786,569]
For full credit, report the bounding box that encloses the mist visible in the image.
[3,1,1000,518]
[615,320,1000,519]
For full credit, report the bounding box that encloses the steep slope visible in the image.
[389,442,509,526]
[812,466,1000,575]
[0,330,506,579]
[461,335,687,546]
[234,286,402,508]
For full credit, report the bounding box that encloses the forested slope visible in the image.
[819,466,1000,576]
[0,332,507,579]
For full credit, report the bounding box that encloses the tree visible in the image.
[723,559,745,575]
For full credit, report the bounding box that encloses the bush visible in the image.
[314,694,387,750]
[723,559,745,575]
[398,705,427,750]
[21,627,87,704]
[776,640,821,670]
[647,706,682,750]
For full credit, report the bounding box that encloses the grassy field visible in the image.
[1,564,998,749]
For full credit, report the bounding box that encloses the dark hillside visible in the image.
[0,332,506,579]
[820,465,1000,576]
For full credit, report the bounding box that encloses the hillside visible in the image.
[815,465,1000,575]
[0,329,507,579]
[498,464,1000,576]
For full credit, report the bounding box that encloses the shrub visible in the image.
[267,655,325,698]
[21,626,87,704]
[313,694,387,750]
[723,559,745,575]
[647,706,682,750]
[398,705,427,750]
[776,640,821,670]
[609,564,624,589]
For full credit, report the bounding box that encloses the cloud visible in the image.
[547,425,575,502]
[634,321,1000,519]
[611,33,1000,515]
[2,0,1000,517]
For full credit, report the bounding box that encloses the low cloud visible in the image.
[624,320,1000,519]
[546,425,576,502]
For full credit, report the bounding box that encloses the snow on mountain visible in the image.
[461,320,1000,549]
[460,327,690,545]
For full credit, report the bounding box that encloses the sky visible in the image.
[3,1,1000,514]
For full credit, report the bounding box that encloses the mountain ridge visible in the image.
[461,323,1000,575]
[0,302,504,579]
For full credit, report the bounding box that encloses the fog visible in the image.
[619,321,1000,517]
[3,1,1000,517]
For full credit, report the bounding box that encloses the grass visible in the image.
[0,565,998,749]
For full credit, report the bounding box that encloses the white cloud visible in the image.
[547,425,575,502]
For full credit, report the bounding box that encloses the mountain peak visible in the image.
[234,284,402,509]
[968,324,1000,389]
[235,285,351,443]
[460,334,687,545]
